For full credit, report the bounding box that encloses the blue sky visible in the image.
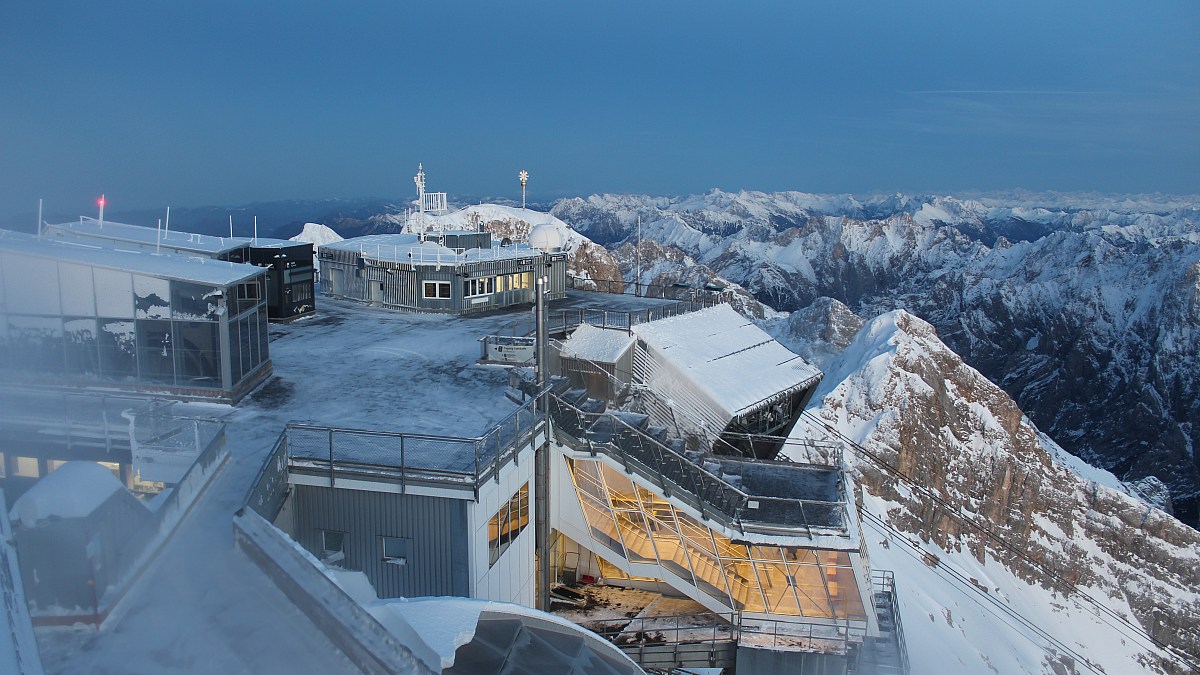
[1,1,1196,219]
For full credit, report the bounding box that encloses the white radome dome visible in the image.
[528,223,565,252]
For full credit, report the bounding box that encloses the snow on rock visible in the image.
[290,222,344,247]
[800,309,1200,673]
[10,462,132,529]
[290,223,343,271]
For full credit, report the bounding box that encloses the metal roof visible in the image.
[0,229,265,286]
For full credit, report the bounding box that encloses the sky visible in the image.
[1,0,1197,220]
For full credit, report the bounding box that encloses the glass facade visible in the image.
[569,459,867,621]
[0,251,268,394]
[488,483,530,566]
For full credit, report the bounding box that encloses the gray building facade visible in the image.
[319,232,567,314]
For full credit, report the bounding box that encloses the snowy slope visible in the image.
[791,310,1200,674]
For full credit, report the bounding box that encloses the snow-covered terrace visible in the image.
[323,232,547,266]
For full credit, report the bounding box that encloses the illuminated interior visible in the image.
[488,483,530,566]
[569,459,866,620]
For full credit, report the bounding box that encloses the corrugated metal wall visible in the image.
[292,484,469,599]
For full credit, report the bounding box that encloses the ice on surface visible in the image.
[45,217,296,254]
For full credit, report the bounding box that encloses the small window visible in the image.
[320,530,346,564]
[381,536,411,565]
[422,281,451,299]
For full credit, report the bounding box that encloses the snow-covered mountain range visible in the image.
[551,190,1200,528]
[783,304,1199,674]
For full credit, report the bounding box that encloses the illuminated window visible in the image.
[13,456,39,478]
[488,483,529,566]
[422,281,451,299]
[463,277,495,298]
[381,536,410,565]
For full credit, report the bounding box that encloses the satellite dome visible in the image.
[527,223,565,252]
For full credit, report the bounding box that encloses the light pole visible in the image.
[519,170,528,210]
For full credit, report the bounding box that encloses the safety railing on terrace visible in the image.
[547,297,717,334]
[358,243,547,265]
[868,569,911,675]
[244,396,544,519]
[590,610,868,658]
[549,392,847,535]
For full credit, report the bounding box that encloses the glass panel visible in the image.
[7,315,63,374]
[59,263,96,316]
[577,496,624,557]
[13,456,39,478]
[171,281,222,321]
[174,320,221,386]
[136,319,175,384]
[230,318,243,384]
[98,320,137,379]
[133,275,171,319]
[1,253,60,315]
[93,268,134,318]
[64,318,100,379]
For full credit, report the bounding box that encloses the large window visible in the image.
[463,277,495,298]
[488,483,529,566]
[422,281,451,299]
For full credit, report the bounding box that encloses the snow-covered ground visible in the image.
[34,298,548,673]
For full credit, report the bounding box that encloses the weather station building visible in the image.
[43,216,316,322]
[0,230,272,403]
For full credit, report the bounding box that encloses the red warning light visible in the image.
[98,196,106,207]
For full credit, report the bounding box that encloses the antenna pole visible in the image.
[229,215,234,238]
[156,218,162,254]
[253,216,258,244]
[164,206,171,235]
[98,194,105,228]
[636,215,641,296]
[36,199,43,239]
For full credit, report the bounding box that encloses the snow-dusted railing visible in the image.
[548,393,846,535]
[868,570,910,674]
[358,243,542,265]
[547,298,718,334]
[246,397,544,510]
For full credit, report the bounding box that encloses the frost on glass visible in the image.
[94,268,134,318]
[134,275,171,319]
[171,281,222,321]
[6,315,63,374]
[99,320,137,379]
[2,253,61,315]
[64,317,100,377]
[59,263,96,316]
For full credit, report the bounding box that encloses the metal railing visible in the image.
[549,392,847,535]
[867,570,911,674]
[244,396,545,518]
[590,610,869,659]
[547,297,717,334]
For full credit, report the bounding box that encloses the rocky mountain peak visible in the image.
[804,310,1200,673]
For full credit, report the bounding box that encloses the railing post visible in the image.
[399,434,406,494]
[328,427,334,488]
